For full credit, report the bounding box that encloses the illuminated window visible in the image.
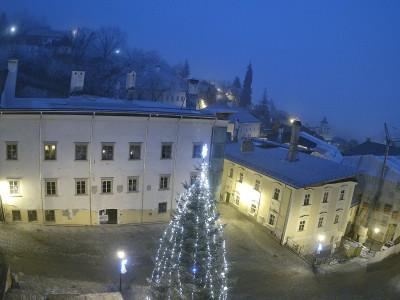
[12,210,21,222]
[75,143,88,160]
[28,210,37,222]
[9,181,20,195]
[318,217,324,228]
[158,202,167,213]
[101,178,113,194]
[128,177,138,192]
[322,192,329,203]
[250,204,257,215]
[45,210,55,222]
[44,142,57,160]
[304,194,311,206]
[192,143,203,158]
[268,214,275,226]
[6,143,18,160]
[75,179,87,195]
[254,179,261,192]
[334,214,340,224]
[299,220,306,231]
[339,190,345,200]
[273,188,281,201]
[159,175,170,190]
[229,168,233,178]
[45,180,57,196]
[102,144,114,160]
[129,143,141,160]
[238,172,244,183]
[161,143,172,159]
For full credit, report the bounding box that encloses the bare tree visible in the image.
[70,27,97,68]
[95,26,127,70]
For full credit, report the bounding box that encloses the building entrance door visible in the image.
[226,192,230,203]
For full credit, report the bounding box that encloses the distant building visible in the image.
[341,155,400,244]
[343,138,400,156]
[221,122,361,254]
[228,108,261,141]
[0,59,227,225]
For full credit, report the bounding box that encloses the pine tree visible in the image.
[240,62,253,108]
[148,146,228,300]
[181,59,190,79]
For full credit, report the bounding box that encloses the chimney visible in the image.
[125,71,137,100]
[186,78,199,109]
[241,140,254,152]
[1,59,18,106]
[286,120,302,162]
[366,137,371,142]
[155,65,160,73]
[70,71,85,95]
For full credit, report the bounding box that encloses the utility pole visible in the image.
[364,123,390,228]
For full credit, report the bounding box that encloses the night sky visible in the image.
[3,0,400,142]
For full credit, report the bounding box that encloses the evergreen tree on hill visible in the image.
[239,62,252,108]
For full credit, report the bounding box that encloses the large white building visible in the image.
[0,60,227,225]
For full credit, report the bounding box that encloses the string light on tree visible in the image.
[148,144,228,299]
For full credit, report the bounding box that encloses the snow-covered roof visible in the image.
[300,132,343,162]
[341,155,400,183]
[202,104,238,114]
[225,143,362,189]
[228,108,261,124]
[1,96,214,118]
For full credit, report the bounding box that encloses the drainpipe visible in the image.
[170,116,182,211]
[140,114,151,223]
[89,112,95,225]
[280,184,293,245]
[0,112,6,223]
[39,112,44,224]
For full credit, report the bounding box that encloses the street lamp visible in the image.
[117,251,127,292]
[9,26,17,34]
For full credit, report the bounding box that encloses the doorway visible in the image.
[226,192,230,204]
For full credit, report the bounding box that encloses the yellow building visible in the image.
[221,139,361,254]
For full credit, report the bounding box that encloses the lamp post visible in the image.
[117,251,127,292]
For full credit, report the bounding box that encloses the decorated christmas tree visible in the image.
[148,145,228,299]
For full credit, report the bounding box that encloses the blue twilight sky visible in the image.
[2,0,400,141]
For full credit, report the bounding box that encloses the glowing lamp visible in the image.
[201,144,208,159]
[191,266,198,274]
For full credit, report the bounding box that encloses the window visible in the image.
[28,210,37,222]
[45,180,57,196]
[384,203,393,213]
[6,143,18,160]
[12,210,21,222]
[76,180,87,195]
[161,143,172,159]
[159,175,170,190]
[128,177,138,192]
[304,193,311,206]
[75,143,88,160]
[322,192,329,203]
[212,143,225,158]
[102,144,114,160]
[299,220,306,231]
[158,202,167,213]
[229,168,233,178]
[192,143,203,158]
[235,195,240,206]
[273,188,281,201]
[238,172,243,183]
[44,143,57,160]
[254,179,261,192]
[339,190,345,200]
[190,173,198,185]
[268,214,275,226]
[250,204,257,215]
[101,179,113,194]
[45,210,55,222]
[334,214,340,224]
[330,236,334,243]
[9,181,20,195]
[129,143,141,160]
[318,217,324,228]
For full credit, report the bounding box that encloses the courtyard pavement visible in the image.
[0,203,399,299]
